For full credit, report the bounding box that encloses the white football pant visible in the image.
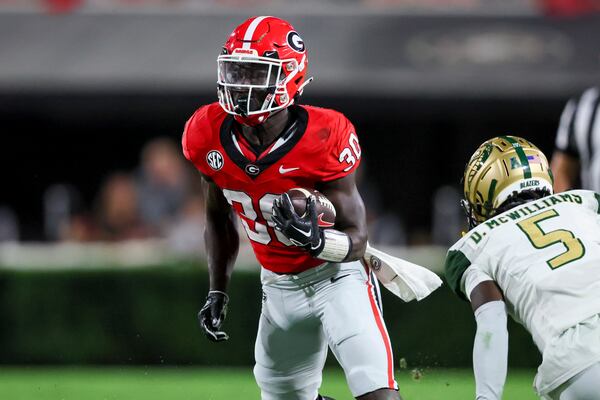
[547,362,600,400]
[254,261,398,400]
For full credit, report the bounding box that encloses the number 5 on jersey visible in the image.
[517,209,586,269]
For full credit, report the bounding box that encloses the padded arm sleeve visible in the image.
[473,300,508,400]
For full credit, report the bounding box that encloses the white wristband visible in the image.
[314,229,351,262]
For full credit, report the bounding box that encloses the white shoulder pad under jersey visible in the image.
[445,190,600,348]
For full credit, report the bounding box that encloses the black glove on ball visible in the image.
[272,193,323,252]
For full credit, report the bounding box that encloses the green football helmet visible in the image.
[462,135,554,228]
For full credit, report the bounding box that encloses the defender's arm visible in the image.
[469,280,508,400]
[317,171,367,261]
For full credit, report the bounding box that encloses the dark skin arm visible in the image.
[316,170,368,261]
[469,280,504,312]
[319,173,401,400]
[202,175,239,292]
[550,150,580,193]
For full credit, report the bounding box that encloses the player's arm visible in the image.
[198,175,239,342]
[272,171,367,263]
[551,151,579,193]
[468,279,508,400]
[317,171,367,261]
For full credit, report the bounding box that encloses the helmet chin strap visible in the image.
[297,76,313,96]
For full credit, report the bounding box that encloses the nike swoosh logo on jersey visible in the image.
[291,225,312,237]
[330,274,350,283]
[279,165,300,174]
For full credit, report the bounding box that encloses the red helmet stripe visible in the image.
[241,15,270,50]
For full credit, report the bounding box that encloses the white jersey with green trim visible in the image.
[445,190,600,350]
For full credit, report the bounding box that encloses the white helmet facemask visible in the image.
[217,52,298,117]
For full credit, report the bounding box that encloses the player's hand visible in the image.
[198,291,229,342]
[272,193,322,251]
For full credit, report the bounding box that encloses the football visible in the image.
[286,188,336,228]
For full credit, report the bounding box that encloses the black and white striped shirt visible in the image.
[555,87,600,192]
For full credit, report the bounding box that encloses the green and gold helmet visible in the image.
[462,135,554,228]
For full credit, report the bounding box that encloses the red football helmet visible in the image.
[217,16,312,126]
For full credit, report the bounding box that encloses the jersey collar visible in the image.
[219,105,308,179]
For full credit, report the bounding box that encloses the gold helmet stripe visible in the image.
[502,135,531,179]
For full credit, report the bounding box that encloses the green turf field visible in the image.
[0,367,537,399]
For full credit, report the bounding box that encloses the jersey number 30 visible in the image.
[517,209,585,269]
[221,189,292,246]
[339,133,361,172]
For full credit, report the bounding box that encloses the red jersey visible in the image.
[182,102,361,273]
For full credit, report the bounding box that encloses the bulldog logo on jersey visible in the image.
[245,164,260,176]
[206,150,224,171]
[287,31,305,53]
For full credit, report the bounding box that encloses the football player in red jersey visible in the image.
[182,16,401,400]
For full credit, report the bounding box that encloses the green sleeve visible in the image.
[444,250,472,302]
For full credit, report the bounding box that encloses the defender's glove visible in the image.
[198,291,229,342]
[272,193,323,253]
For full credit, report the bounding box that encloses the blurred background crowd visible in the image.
[2,0,600,16]
[1,0,600,387]
[0,0,599,267]
[43,137,206,246]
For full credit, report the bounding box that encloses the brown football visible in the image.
[286,188,336,228]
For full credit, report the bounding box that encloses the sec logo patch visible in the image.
[206,150,224,171]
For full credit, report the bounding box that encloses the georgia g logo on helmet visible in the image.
[287,31,305,53]
[216,16,311,127]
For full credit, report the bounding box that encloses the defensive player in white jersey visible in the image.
[445,136,600,400]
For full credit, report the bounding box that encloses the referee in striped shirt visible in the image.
[552,87,600,192]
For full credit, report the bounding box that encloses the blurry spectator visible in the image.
[431,185,463,246]
[538,0,600,16]
[43,183,96,241]
[45,0,82,13]
[368,212,407,246]
[551,87,600,192]
[136,137,190,234]
[357,163,407,246]
[96,172,151,241]
[0,206,19,242]
[166,193,206,255]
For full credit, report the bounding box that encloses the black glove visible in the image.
[198,291,229,342]
[272,193,323,252]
